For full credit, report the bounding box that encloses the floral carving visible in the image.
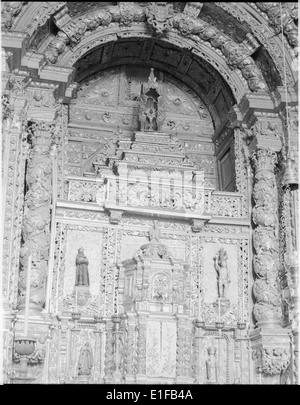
[68,179,104,203]
[251,148,282,325]
[254,347,290,376]
[2,93,12,121]
[172,14,266,92]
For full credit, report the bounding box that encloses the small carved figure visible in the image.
[75,248,90,286]
[29,336,46,364]
[213,248,230,299]
[206,346,217,383]
[138,68,164,132]
[153,274,169,302]
[78,342,93,375]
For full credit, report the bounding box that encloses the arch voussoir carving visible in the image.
[41,2,266,94]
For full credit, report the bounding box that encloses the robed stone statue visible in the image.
[78,342,93,375]
[75,248,90,286]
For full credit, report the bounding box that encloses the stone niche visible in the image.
[120,240,190,315]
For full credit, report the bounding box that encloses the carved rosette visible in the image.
[18,121,55,310]
[251,148,282,326]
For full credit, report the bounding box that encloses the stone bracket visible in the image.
[107,209,124,225]
[190,218,210,232]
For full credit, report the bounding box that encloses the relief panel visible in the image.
[146,319,177,377]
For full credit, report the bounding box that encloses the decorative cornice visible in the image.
[1,30,29,49]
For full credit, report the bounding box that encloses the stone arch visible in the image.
[2,2,296,94]
[62,29,245,107]
[42,13,266,95]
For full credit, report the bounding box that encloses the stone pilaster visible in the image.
[111,314,124,383]
[136,313,147,383]
[103,319,114,383]
[175,316,194,384]
[123,313,137,383]
[18,121,55,312]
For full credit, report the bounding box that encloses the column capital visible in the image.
[250,148,278,172]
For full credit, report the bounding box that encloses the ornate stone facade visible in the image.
[1,2,298,386]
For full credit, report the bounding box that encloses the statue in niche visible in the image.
[78,342,93,375]
[206,346,217,384]
[213,248,230,299]
[138,68,164,132]
[75,248,90,286]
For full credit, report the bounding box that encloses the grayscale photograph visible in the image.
[1,1,298,386]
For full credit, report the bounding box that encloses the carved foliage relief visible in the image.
[18,121,55,309]
[146,320,176,377]
[251,149,282,324]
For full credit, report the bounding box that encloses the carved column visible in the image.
[251,148,282,327]
[249,120,290,383]
[18,121,55,313]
